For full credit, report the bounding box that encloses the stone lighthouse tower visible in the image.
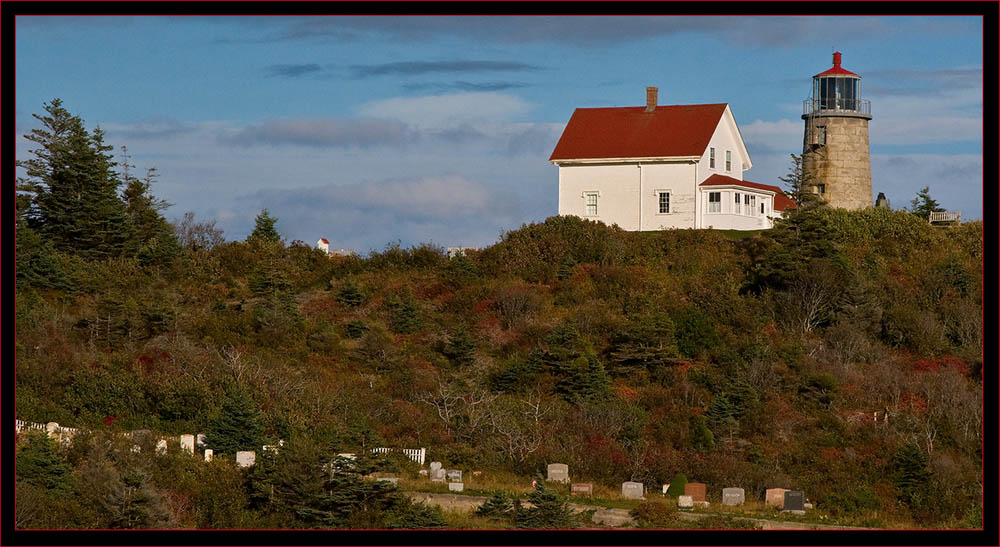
[802,51,873,210]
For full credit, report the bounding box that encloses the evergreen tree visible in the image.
[779,153,824,211]
[476,491,514,519]
[18,99,132,259]
[442,330,476,367]
[15,431,74,492]
[513,482,575,529]
[249,208,281,243]
[204,387,264,455]
[892,443,932,508]
[336,281,365,307]
[609,312,680,371]
[690,415,715,452]
[119,150,180,263]
[665,473,687,498]
[908,186,943,219]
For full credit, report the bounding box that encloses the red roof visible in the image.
[549,103,728,161]
[815,51,859,78]
[319,238,329,244]
[699,174,797,211]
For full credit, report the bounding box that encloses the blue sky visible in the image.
[15,16,983,252]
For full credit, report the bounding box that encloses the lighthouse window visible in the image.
[725,150,732,172]
[818,184,826,195]
[708,191,721,213]
[816,126,827,145]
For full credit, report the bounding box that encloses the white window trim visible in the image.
[583,191,599,217]
[654,189,672,214]
[725,150,732,172]
[707,191,722,213]
[709,147,716,169]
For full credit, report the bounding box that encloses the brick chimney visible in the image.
[645,86,658,112]
[833,51,842,69]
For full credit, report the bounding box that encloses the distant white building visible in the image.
[317,238,357,257]
[549,86,795,231]
[446,246,478,258]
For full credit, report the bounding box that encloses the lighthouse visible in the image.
[802,52,873,210]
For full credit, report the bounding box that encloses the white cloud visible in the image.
[356,92,533,127]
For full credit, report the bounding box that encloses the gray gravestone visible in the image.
[196,433,207,447]
[571,483,593,496]
[446,469,462,482]
[236,450,256,468]
[430,468,446,482]
[155,439,168,455]
[429,461,443,472]
[547,463,570,483]
[722,487,745,506]
[448,482,464,492]
[783,490,805,512]
[621,481,644,499]
[677,495,694,510]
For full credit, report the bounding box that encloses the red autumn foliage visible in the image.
[614,385,638,401]
[910,356,971,375]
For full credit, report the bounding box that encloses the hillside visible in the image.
[14,207,983,529]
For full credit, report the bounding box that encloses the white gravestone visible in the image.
[547,463,570,483]
[180,434,195,454]
[662,484,670,495]
[236,450,256,468]
[678,495,694,510]
[196,433,207,447]
[448,482,464,492]
[621,481,644,499]
[204,449,214,462]
[722,488,745,506]
[156,439,168,455]
[430,469,446,482]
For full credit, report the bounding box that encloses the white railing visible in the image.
[929,211,961,223]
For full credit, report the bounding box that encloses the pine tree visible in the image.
[120,149,180,263]
[779,153,824,212]
[18,99,132,259]
[204,387,264,455]
[892,443,932,508]
[15,431,74,492]
[336,281,365,307]
[665,473,687,498]
[513,482,575,529]
[249,208,281,243]
[908,186,943,219]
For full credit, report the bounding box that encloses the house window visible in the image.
[760,202,765,215]
[750,195,757,215]
[726,150,732,172]
[708,191,721,213]
[710,148,716,169]
[658,191,670,214]
[734,192,741,214]
[585,192,598,216]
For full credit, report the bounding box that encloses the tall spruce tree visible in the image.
[249,208,281,243]
[908,186,944,219]
[18,99,132,259]
[204,387,264,455]
[779,153,824,212]
[120,148,180,263]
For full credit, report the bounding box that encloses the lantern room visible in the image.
[804,52,871,117]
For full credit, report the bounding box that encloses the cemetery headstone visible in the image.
[180,434,195,454]
[662,484,670,495]
[446,469,462,482]
[571,483,593,497]
[684,482,707,502]
[430,461,443,472]
[472,471,482,477]
[204,449,214,462]
[677,495,694,510]
[783,490,805,513]
[156,439,168,455]
[765,488,789,508]
[418,469,429,476]
[804,502,814,510]
[46,422,60,438]
[722,487,745,506]
[547,463,570,483]
[621,481,644,499]
[448,482,464,492]
[237,450,256,468]
[430,469,446,482]
[196,433,207,447]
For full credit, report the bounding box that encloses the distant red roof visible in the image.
[699,174,797,211]
[549,103,728,161]
[319,238,329,244]
[815,51,859,78]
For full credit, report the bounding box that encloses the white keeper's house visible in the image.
[549,87,795,231]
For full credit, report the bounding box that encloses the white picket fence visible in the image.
[372,447,426,465]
